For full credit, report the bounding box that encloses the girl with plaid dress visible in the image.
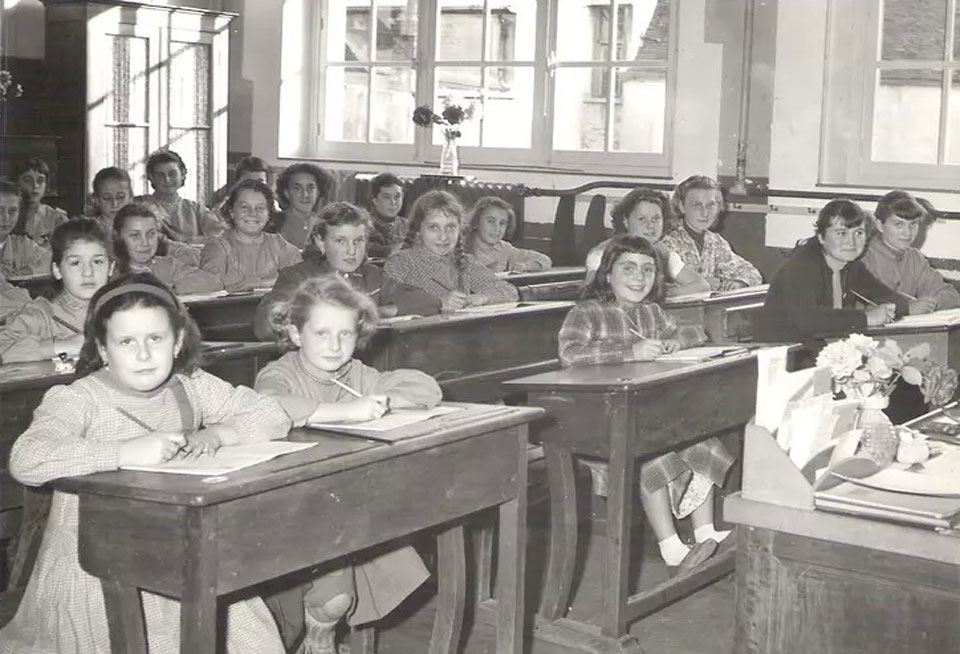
[256,276,437,654]
[0,272,289,653]
[558,236,734,571]
[384,190,518,312]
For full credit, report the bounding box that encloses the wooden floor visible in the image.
[373,494,737,654]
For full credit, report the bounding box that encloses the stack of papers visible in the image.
[892,307,960,328]
[178,290,228,303]
[816,481,960,528]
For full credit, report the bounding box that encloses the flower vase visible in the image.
[856,394,897,467]
[439,133,460,176]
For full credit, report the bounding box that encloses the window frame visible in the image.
[821,0,960,191]
[302,0,678,176]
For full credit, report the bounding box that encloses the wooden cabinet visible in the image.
[44,1,233,212]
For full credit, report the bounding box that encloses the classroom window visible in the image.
[292,0,676,173]
[821,0,960,189]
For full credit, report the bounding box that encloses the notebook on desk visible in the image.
[306,406,464,440]
[121,441,316,476]
[891,307,960,328]
[815,481,960,528]
[654,345,750,362]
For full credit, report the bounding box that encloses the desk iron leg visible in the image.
[539,444,577,620]
[102,580,148,654]
[429,524,466,654]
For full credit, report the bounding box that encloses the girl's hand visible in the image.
[507,261,529,273]
[909,297,938,315]
[661,339,681,354]
[717,279,747,292]
[632,339,664,361]
[378,304,399,318]
[466,293,489,307]
[118,431,187,466]
[441,291,469,312]
[705,276,723,291]
[866,303,896,326]
[54,334,84,358]
[176,430,224,459]
[340,395,390,423]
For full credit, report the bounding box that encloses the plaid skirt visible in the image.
[583,436,734,517]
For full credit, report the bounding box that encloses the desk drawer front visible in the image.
[215,428,524,592]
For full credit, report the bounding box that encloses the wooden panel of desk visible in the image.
[186,294,264,341]
[7,276,57,299]
[725,494,960,654]
[363,302,573,402]
[864,322,960,370]
[664,290,768,343]
[498,267,585,286]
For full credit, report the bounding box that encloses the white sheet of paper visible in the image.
[122,441,316,476]
[308,406,464,433]
[177,290,229,303]
[654,345,749,362]
[892,307,960,328]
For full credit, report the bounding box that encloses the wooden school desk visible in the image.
[724,494,960,654]
[183,291,267,341]
[865,317,960,370]
[55,403,543,654]
[6,274,57,299]
[497,266,586,287]
[365,301,574,402]
[663,285,768,343]
[0,342,279,589]
[503,352,764,653]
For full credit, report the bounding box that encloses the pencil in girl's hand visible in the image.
[430,277,453,291]
[629,328,645,339]
[849,289,877,306]
[330,376,364,398]
[898,289,917,301]
[115,407,155,432]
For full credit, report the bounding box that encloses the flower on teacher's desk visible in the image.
[816,335,958,406]
[412,101,476,140]
[0,69,23,102]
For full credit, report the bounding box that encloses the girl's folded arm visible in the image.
[10,385,119,485]
[358,363,443,408]
[188,369,292,444]
[0,302,56,363]
[558,308,634,367]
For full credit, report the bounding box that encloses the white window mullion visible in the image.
[416,0,439,162]
[533,0,553,164]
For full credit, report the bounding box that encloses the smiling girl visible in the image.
[254,202,440,339]
[464,196,551,273]
[659,176,762,291]
[0,272,289,653]
[0,219,113,363]
[13,157,68,248]
[861,190,960,314]
[114,203,223,294]
[201,180,301,291]
[559,235,732,572]
[274,163,330,248]
[757,199,908,349]
[138,150,224,244]
[384,190,518,311]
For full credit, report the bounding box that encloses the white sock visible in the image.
[658,534,690,566]
[694,525,731,544]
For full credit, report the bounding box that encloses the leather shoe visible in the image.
[668,539,717,578]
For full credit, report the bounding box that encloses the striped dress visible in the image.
[0,369,290,653]
[558,298,734,516]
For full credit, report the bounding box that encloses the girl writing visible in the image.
[558,236,733,572]
[0,219,112,363]
[464,196,552,273]
[255,276,438,654]
[274,163,330,248]
[114,203,223,294]
[384,190,519,311]
[254,201,440,339]
[13,157,68,248]
[200,179,301,291]
[0,180,50,277]
[0,272,289,653]
[137,149,224,243]
[584,188,710,295]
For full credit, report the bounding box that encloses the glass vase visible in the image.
[856,394,897,468]
[439,133,460,176]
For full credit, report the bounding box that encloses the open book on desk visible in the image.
[306,406,464,441]
[654,345,750,362]
[890,307,960,328]
[177,289,228,303]
[122,441,316,476]
[665,284,769,304]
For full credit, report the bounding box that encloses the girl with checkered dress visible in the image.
[558,235,734,571]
